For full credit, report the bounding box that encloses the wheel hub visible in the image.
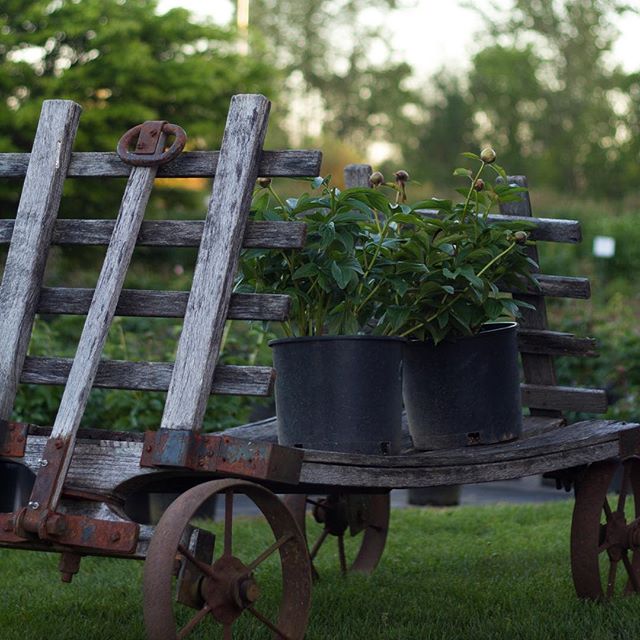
[200,555,260,624]
[313,496,348,536]
[605,512,630,561]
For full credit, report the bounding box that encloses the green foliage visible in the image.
[0,0,278,214]
[2,501,640,639]
[240,154,537,342]
[11,315,272,432]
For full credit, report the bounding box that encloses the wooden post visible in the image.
[344,163,372,189]
[0,100,82,420]
[499,176,563,419]
[160,94,271,431]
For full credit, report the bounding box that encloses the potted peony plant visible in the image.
[238,176,410,455]
[378,149,538,450]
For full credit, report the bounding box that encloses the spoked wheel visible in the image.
[571,458,640,600]
[284,492,389,577]
[144,479,312,639]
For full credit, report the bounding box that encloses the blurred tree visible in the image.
[0,0,279,214]
[467,0,636,196]
[401,71,475,187]
[246,0,419,152]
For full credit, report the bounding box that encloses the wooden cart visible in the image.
[0,96,639,640]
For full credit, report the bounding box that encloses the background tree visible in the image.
[0,0,279,214]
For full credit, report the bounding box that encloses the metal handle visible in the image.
[117,120,187,167]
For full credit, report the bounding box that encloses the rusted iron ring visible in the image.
[117,121,187,167]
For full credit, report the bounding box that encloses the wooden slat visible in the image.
[0,100,82,421]
[20,356,274,396]
[0,219,307,250]
[161,94,271,431]
[504,274,591,299]
[521,384,608,413]
[416,210,582,243]
[38,288,291,321]
[517,329,598,357]
[48,161,161,512]
[0,149,322,179]
[499,176,563,419]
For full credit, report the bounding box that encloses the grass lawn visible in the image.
[1,499,639,639]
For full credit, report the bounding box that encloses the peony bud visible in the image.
[480,147,496,164]
[394,170,409,184]
[257,177,272,188]
[369,171,385,187]
[514,231,528,244]
[473,178,485,192]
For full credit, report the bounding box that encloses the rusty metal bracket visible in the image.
[0,435,139,554]
[619,426,640,461]
[117,120,187,167]
[0,420,28,458]
[140,429,303,485]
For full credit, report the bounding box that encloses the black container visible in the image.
[403,322,522,450]
[270,336,404,455]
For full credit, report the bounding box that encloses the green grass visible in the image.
[1,500,640,639]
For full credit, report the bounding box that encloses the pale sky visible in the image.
[158,0,640,75]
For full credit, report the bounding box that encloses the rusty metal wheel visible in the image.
[571,459,640,600]
[144,479,312,639]
[284,492,389,577]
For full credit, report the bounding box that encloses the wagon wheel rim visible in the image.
[571,459,640,600]
[144,479,312,639]
[284,492,390,577]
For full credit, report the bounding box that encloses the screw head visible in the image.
[28,501,40,510]
[38,459,48,467]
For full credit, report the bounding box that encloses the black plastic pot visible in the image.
[270,336,404,455]
[403,322,522,450]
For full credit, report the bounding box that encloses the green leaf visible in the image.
[461,152,481,161]
[453,167,473,178]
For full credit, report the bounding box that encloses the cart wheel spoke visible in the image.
[224,489,234,558]
[606,560,619,599]
[246,533,294,573]
[177,544,215,579]
[337,535,347,575]
[248,606,293,640]
[603,497,613,522]
[622,552,640,592]
[618,464,631,515]
[309,528,329,561]
[177,603,211,639]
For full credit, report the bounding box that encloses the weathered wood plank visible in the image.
[161,95,271,431]
[218,414,566,451]
[0,100,82,421]
[38,288,291,321]
[517,329,598,357]
[499,176,563,419]
[0,149,322,178]
[51,166,158,445]
[416,210,582,244]
[0,219,307,250]
[505,274,591,299]
[20,356,274,396]
[522,384,608,413]
[15,419,637,493]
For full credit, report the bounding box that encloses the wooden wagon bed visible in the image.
[10,415,640,497]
